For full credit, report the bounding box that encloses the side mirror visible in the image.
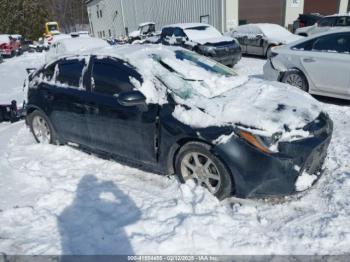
[256,34,263,39]
[117,91,147,107]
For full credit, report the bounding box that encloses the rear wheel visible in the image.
[28,111,59,145]
[175,142,234,200]
[281,69,308,92]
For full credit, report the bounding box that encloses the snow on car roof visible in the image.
[139,22,155,27]
[164,23,209,30]
[254,23,293,37]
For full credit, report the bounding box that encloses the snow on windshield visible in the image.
[184,26,223,41]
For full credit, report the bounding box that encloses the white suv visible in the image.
[296,14,350,37]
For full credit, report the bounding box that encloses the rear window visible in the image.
[56,59,86,87]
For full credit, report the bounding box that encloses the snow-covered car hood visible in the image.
[191,36,235,45]
[129,30,141,38]
[172,78,322,136]
[295,25,314,35]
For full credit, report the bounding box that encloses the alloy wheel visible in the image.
[285,73,304,89]
[32,115,51,144]
[180,152,221,194]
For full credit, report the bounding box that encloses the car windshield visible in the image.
[151,50,245,99]
[184,26,222,41]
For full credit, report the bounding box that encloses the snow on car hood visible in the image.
[172,78,322,136]
[191,36,235,45]
[96,45,322,136]
[129,30,141,38]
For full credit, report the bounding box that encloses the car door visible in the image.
[246,26,265,55]
[300,33,350,95]
[44,57,91,146]
[85,57,159,164]
[232,30,247,54]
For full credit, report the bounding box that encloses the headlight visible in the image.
[200,45,216,54]
[237,129,281,154]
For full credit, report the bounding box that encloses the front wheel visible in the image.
[175,142,234,200]
[281,70,309,92]
[28,111,58,144]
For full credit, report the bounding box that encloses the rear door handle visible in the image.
[303,58,315,63]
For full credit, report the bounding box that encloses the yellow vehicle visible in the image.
[44,22,60,36]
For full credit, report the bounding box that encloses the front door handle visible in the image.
[303,57,315,63]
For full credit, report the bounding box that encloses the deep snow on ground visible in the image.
[0,53,350,255]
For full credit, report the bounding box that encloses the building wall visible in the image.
[238,0,285,25]
[285,0,304,28]
[87,0,230,38]
[226,0,239,31]
[339,0,350,14]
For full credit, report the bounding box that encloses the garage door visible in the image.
[239,0,284,25]
[304,0,338,16]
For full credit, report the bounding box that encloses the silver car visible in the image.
[227,23,302,57]
[264,29,350,100]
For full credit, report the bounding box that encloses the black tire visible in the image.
[175,141,234,200]
[28,110,61,145]
[281,69,309,92]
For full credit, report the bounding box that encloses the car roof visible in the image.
[285,28,350,47]
[163,23,210,30]
[324,13,350,18]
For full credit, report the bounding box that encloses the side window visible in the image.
[173,28,186,38]
[161,27,174,38]
[312,33,350,53]
[56,59,86,87]
[318,17,337,27]
[335,17,350,26]
[42,63,57,81]
[92,58,143,96]
[292,39,315,51]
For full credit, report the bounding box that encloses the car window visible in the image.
[173,28,186,38]
[335,16,350,26]
[161,27,175,38]
[92,58,143,96]
[318,17,337,27]
[312,33,350,53]
[292,39,316,51]
[56,59,86,87]
[42,62,58,81]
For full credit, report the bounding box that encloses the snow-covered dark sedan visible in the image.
[26,45,333,200]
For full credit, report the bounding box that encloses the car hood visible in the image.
[270,34,304,45]
[191,36,235,45]
[172,78,322,137]
[129,30,141,38]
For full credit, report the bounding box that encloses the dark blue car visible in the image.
[25,45,333,200]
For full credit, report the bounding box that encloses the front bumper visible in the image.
[0,49,12,56]
[263,59,280,81]
[213,115,333,198]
